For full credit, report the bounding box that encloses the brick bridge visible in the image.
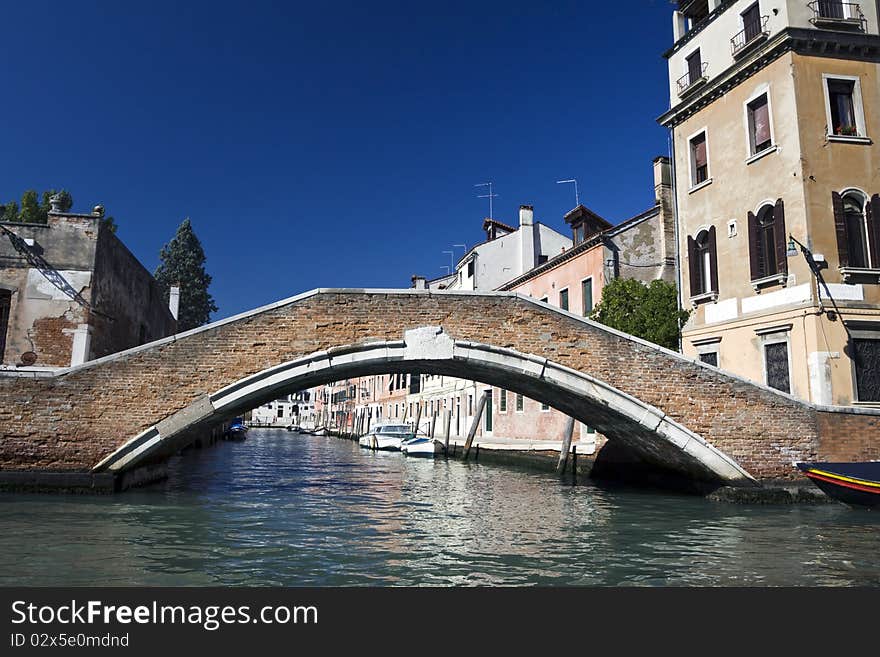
[1,289,878,489]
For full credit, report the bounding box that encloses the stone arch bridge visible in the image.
[0,289,877,490]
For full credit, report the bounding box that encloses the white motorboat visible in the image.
[401,435,443,457]
[358,423,415,451]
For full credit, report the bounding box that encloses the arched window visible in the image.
[687,226,717,299]
[748,199,786,282]
[844,192,868,268]
[834,190,880,271]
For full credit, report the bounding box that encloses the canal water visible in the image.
[0,429,878,586]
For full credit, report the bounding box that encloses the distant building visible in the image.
[0,204,177,368]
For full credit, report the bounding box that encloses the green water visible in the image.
[0,429,877,586]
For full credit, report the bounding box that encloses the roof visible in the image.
[497,204,660,291]
[481,218,517,234]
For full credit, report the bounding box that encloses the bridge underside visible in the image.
[94,329,756,487]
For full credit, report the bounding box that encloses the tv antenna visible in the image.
[442,250,454,273]
[556,178,580,207]
[474,182,498,219]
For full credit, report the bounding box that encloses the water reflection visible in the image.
[0,429,877,586]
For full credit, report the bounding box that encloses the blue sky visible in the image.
[1,1,675,318]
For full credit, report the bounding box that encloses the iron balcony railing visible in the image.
[808,1,867,30]
[731,15,770,57]
[676,62,709,95]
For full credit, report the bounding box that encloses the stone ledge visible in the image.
[0,470,116,494]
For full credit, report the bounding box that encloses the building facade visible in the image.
[661,0,880,406]
[0,204,177,368]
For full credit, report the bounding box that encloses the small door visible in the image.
[0,290,10,364]
[484,390,493,433]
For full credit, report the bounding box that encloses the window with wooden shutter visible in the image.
[708,225,719,293]
[868,194,880,268]
[687,235,699,295]
[833,191,849,268]
[748,211,760,280]
[690,132,708,186]
[773,199,788,276]
[843,193,870,268]
[748,94,772,155]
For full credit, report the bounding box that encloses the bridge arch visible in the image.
[93,326,755,485]
[3,289,875,488]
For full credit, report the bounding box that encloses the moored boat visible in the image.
[796,461,880,508]
[401,435,443,457]
[224,418,249,441]
[358,423,415,451]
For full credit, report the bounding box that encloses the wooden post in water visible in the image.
[429,413,437,439]
[412,401,423,435]
[462,391,488,461]
[571,444,578,485]
[443,410,452,455]
[556,417,576,476]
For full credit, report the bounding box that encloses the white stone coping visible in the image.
[0,286,874,418]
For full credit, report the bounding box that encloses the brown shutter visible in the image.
[694,138,707,169]
[833,191,849,268]
[774,198,788,276]
[708,225,719,293]
[747,211,760,280]
[687,235,699,295]
[868,194,880,269]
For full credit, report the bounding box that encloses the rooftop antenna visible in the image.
[440,265,451,276]
[474,182,498,219]
[442,250,454,273]
[556,178,580,207]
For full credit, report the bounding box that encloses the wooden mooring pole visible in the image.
[462,391,488,461]
[443,410,452,456]
[412,401,423,435]
[571,444,578,486]
[556,417,576,476]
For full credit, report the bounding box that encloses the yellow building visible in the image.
[660,0,880,406]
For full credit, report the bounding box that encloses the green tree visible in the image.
[0,201,18,223]
[18,190,41,223]
[590,278,690,351]
[154,218,218,331]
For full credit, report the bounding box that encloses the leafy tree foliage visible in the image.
[590,278,690,351]
[154,218,218,331]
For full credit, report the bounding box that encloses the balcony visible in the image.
[809,2,867,31]
[731,16,770,59]
[676,62,709,97]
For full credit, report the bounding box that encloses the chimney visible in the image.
[411,275,427,290]
[519,205,536,273]
[169,285,180,320]
[653,156,672,204]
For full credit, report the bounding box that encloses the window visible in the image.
[559,288,569,311]
[687,227,717,298]
[686,49,702,87]
[0,289,11,364]
[468,395,473,415]
[699,352,718,366]
[817,0,845,19]
[824,75,867,139]
[538,255,549,265]
[764,340,791,393]
[515,393,524,412]
[582,278,593,316]
[484,390,493,432]
[541,401,550,411]
[499,389,507,412]
[853,338,880,402]
[833,191,879,270]
[277,407,284,418]
[742,3,762,43]
[540,296,548,304]
[747,93,772,155]
[748,201,787,281]
[467,260,475,278]
[689,131,709,187]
